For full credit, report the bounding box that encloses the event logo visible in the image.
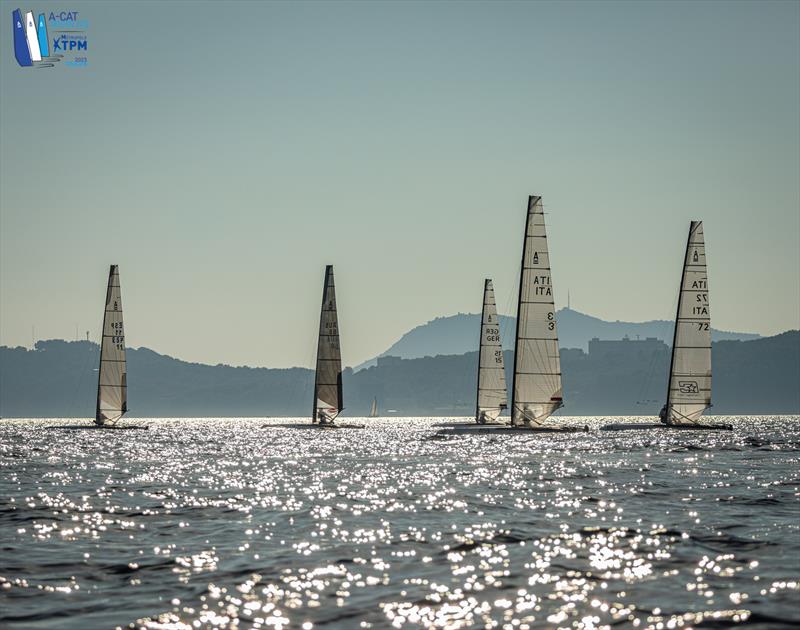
[678,381,700,394]
[12,8,87,69]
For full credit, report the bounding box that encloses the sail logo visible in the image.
[678,381,699,394]
[12,8,88,69]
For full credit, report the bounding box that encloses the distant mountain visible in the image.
[1,331,797,418]
[355,308,761,370]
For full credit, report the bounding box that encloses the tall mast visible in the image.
[475,279,489,420]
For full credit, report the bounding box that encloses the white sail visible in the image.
[476,279,507,423]
[313,265,343,424]
[511,196,563,426]
[662,221,712,424]
[369,397,378,417]
[24,12,41,62]
[95,265,127,425]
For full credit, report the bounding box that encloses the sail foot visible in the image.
[315,399,339,424]
[476,407,503,424]
[512,400,562,427]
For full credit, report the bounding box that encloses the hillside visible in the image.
[356,308,760,369]
[1,332,796,418]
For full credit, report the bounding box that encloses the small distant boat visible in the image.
[24,11,42,62]
[475,279,507,424]
[369,397,379,418]
[509,196,566,429]
[13,10,33,66]
[95,265,128,427]
[312,265,364,428]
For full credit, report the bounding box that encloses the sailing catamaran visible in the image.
[659,221,731,430]
[95,265,128,427]
[369,397,379,418]
[312,265,344,425]
[436,195,581,435]
[476,279,507,424]
[509,195,566,429]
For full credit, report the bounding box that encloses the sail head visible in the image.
[95,265,127,425]
[664,221,712,424]
[511,196,563,426]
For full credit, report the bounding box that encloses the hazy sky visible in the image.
[1,0,798,368]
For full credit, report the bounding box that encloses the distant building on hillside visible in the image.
[588,336,668,362]
[377,355,403,368]
[560,347,587,362]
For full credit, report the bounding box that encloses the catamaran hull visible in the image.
[601,422,732,431]
[436,424,588,436]
[265,422,366,430]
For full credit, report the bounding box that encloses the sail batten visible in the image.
[510,196,563,427]
[476,279,508,423]
[95,265,127,426]
[662,221,712,425]
[313,265,343,424]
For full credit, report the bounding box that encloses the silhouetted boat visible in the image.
[311,266,363,429]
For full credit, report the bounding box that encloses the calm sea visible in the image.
[1,416,798,629]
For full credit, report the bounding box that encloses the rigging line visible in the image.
[68,340,94,418]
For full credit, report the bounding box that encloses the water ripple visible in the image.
[1,416,798,629]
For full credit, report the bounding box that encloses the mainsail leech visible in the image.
[95,265,127,426]
[661,221,712,425]
[476,279,508,423]
[510,196,563,426]
[313,265,343,424]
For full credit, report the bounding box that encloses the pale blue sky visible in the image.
[1,0,798,368]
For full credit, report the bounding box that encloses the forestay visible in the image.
[663,221,712,424]
[511,196,563,426]
[313,265,343,424]
[476,279,508,423]
[95,265,127,425]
